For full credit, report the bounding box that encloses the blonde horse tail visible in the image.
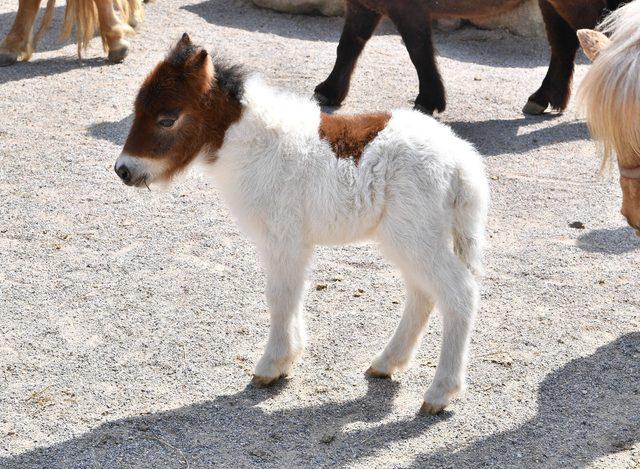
[61,0,100,58]
[59,0,139,58]
[32,0,56,53]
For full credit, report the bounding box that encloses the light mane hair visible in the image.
[578,0,640,172]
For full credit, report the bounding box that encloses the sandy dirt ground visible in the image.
[0,1,639,467]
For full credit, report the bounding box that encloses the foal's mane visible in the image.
[166,41,246,103]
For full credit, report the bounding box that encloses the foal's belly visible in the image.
[360,0,526,19]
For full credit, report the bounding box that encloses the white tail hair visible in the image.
[577,0,640,171]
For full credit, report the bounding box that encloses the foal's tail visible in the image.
[452,152,489,277]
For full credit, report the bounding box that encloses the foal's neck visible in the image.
[204,90,243,153]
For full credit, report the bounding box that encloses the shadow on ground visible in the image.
[2,333,638,467]
[0,57,108,85]
[448,116,588,156]
[577,227,640,254]
[88,114,133,146]
[415,332,640,467]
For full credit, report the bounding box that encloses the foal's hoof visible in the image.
[0,51,18,67]
[251,374,285,387]
[419,401,447,415]
[108,45,129,64]
[522,99,547,115]
[365,366,391,379]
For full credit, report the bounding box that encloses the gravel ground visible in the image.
[0,1,639,468]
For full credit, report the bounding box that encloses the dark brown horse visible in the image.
[314,0,624,115]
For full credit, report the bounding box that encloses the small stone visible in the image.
[315,284,327,291]
[320,431,336,444]
[569,221,585,229]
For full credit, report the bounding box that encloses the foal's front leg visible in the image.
[0,0,43,66]
[252,245,312,386]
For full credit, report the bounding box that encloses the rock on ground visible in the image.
[253,0,545,37]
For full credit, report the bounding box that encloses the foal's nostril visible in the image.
[115,163,131,183]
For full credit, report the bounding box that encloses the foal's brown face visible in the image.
[115,34,216,187]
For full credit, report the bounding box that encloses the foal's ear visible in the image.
[187,49,214,94]
[179,32,192,48]
[577,29,611,62]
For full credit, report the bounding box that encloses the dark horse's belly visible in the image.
[358,0,526,18]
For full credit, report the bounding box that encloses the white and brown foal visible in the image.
[115,34,489,414]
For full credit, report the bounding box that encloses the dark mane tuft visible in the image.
[169,43,198,68]
[213,59,246,102]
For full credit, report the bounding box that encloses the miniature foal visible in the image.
[115,34,489,414]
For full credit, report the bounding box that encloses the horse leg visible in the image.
[94,0,133,63]
[0,0,43,66]
[387,3,445,114]
[524,1,581,114]
[127,0,144,29]
[314,0,382,107]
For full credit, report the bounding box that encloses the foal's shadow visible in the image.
[2,334,637,467]
[1,377,449,467]
[415,332,640,467]
[88,114,133,146]
[447,116,589,156]
[576,227,640,254]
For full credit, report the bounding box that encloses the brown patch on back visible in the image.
[319,112,391,163]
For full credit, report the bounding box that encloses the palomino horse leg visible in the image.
[387,3,445,114]
[94,0,133,63]
[314,0,382,107]
[127,0,144,29]
[0,0,43,66]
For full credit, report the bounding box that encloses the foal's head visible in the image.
[114,34,243,187]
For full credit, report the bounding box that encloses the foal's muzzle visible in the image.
[114,161,132,184]
[114,153,147,187]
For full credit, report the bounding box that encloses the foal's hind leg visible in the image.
[0,0,43,66]
[314,0,381,107]
[379,228,479,413]
[367,285,435,378]
[524,1,581,114]
[387,3,446,114]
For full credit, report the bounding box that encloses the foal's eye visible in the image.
[158,118,176,128]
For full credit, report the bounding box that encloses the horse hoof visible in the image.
[313,91,339,107]
[251,374,284,387]
[522,99,547,115]
[365,366,391,379]
[419,401,446,415]
[0,51,18,67]
[414,103,435,115]
[108,46,129,64]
